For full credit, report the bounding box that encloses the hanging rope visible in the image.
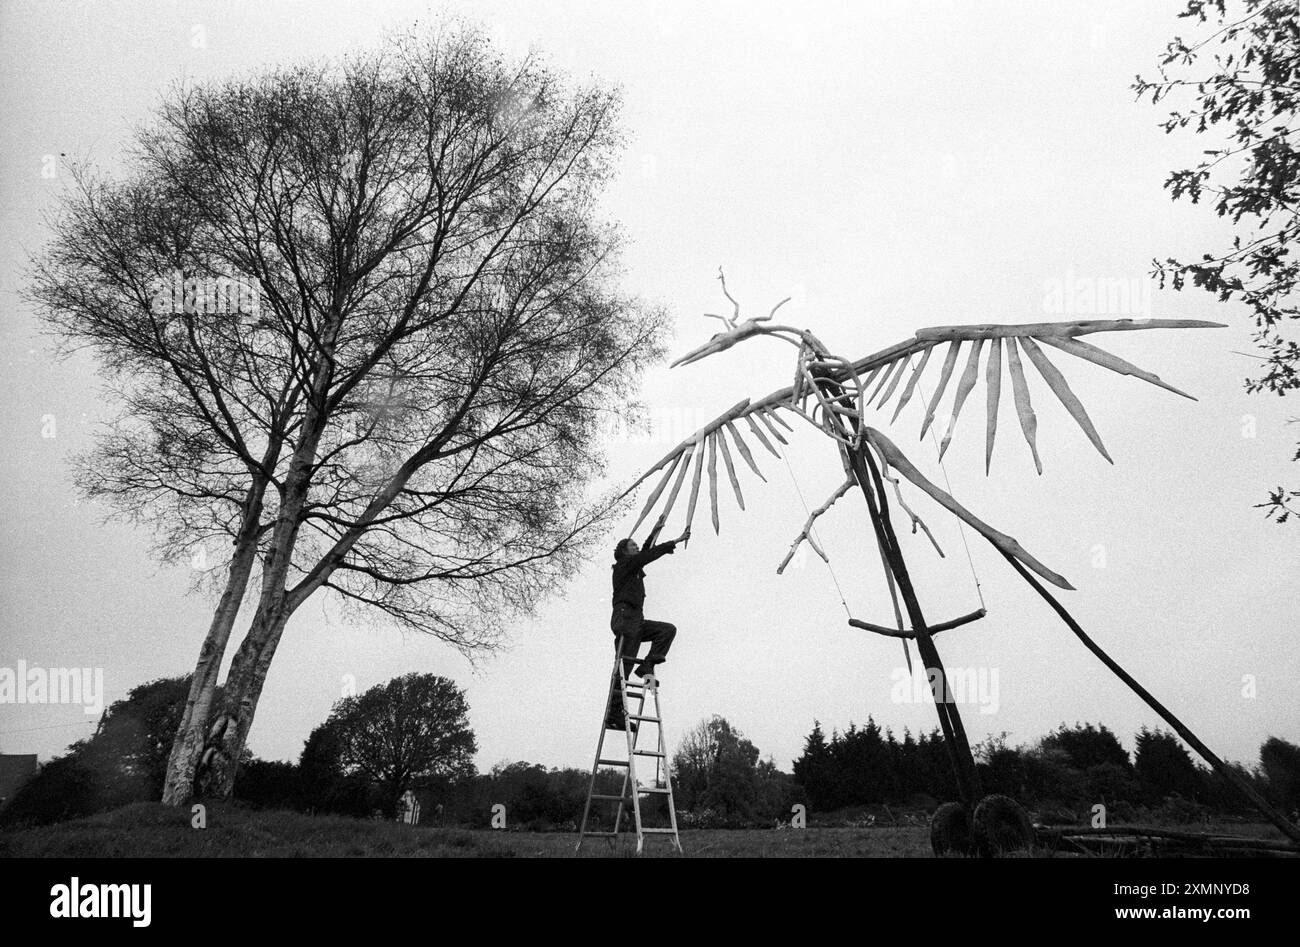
[913,373,987,611]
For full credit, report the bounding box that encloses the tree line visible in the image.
[3,672,1297,830]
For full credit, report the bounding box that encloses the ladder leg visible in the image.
[577,638,625,852]
[651,678,683,853]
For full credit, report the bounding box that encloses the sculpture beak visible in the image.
[670,332,736,368]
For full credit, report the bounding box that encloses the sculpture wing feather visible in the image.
[833,318,1223,475]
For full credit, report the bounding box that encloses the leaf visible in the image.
[1019,336,1113,464]
[1006,339,1043,475]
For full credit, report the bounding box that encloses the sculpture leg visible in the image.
[1003,551,1300,846]
[849,442,983,809]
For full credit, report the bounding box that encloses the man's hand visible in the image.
[678,526,692,547]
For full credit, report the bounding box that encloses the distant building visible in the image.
[0,754,38,811]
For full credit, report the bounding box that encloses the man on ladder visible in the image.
[605,529,690,731]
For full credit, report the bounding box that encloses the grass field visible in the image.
[0,803,932,857]
[1,802,1288,857]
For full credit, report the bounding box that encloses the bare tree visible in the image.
[28,25,667,803]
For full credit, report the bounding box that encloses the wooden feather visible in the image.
[707,432,721,533]
[875,356,909,409]
[869,358,899,403]
[767,407,794,431]
[682,442,707,533]
[621,399,750,497]
[724,421,766,481]
[716,423,745,510]
[629,451,682,535]
[892,345,934,422]
[939,338,985,460]
[865,428,1074,590]
[1006,339,1043,475]
[1019,336,1113,464]
[1038,335,1196,400]
[757,410,788,445]
[652,440,697,534]
[915,318,1225,343]
[920,341,963,440]
[985,337,1001,475]
[746,414,781,457]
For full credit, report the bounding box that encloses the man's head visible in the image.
[614,537,640,561]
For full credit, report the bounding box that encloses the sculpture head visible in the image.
[670,318,775,367]
[671,268,794,368]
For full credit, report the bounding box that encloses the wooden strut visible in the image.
[812,368,984,810]
[1001,550,1300,847]
[852,441,984,810]
[849,607,987,639]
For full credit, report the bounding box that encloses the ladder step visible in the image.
[641,828,679,834]
[638,787,672,794]
[633,750,665,758]
[596,758,630,767]
[628,714,659,722]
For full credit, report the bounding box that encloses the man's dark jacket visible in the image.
[610,541,678,609]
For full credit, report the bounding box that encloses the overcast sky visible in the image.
[1,0,1296,779]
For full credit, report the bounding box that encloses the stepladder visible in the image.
[575,637,682,855]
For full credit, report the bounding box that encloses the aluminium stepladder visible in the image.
[575,637,682,854]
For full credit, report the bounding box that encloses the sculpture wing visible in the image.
[618,395,799,542]
[829,318,1224,474]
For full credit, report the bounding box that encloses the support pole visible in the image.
[1002,550,1300,846]
[850,442,984,809]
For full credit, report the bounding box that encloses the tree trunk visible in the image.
[161,482,267,805]
[194,598,294,798]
